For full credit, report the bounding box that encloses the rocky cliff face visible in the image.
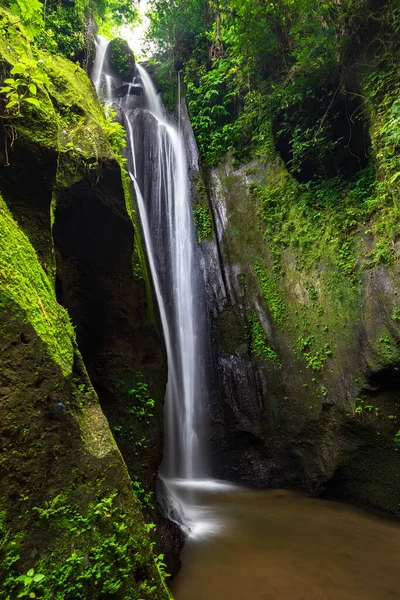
[0,12,172,597]
[194,64,400,514]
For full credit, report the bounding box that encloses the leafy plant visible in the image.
[193,202,213,241]
[248,312,279,363]
[392,307,400,322]
[8,0,44,39]
[128,374,155,423]
[132,480,154,510]
[379,335,394,359]
[154,553,170,583]
[0,55,48,114]
[15,568,45,598]
[254,263,287,327]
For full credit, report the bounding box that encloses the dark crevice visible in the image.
[364,363,400,393]
[273,85,371,183]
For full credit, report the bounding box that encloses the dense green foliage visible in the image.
[0,0,138,61]
[0,6,127,163]
[107,37,136,80]
[147,0,400,380]
[1,493,169,599]
[193,202,213,241]
[147,0,400,169]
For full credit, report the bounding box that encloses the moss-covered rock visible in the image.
[0,194,171,599]
[0,9,112,157]
[0,199,74,374]
[105,38,136,81]
[0,10,173,595]
[0,7,116,279]
[200,32,400,515]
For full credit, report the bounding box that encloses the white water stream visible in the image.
[92,36,108,94]
[92,38,227,536]
[132,64,203,484]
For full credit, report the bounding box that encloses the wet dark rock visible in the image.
[47,400,66,420]
[115,83,144,97]
[193,154,400,515]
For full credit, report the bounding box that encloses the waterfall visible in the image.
[130,64,205,483]
[92,36,108,93]
[92,38,225,534]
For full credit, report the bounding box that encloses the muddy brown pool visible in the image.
[171,488,400,600]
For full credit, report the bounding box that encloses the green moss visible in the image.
[377,334,400,363]
[248,313,280,363]
[210,156,364,406]
[0,196,74,375]
[13,32,157,329]
[193,202,213,241]
[217,156,268,265]
[0,15,170,598]
[251,163,378,279]
[46,52,114,160]
[254,263,287,327]
[392,307,400,322]
[0,322,170,599]
[192,178,213,241]
[297,335,333,372]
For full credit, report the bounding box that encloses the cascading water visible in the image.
[131,64,204,482]
[92,38,234,536]
[92,36,108,94]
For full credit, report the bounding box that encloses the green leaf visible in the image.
[24,97,40,107]
[11,64,27,75]
[0,87,12,93]
[6,98,19,108]
[27,568,35,577]
[32,73,49,85]
[33,574,45,583]
[28,83,37,95]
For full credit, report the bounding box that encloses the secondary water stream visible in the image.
[172,487,400,600]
